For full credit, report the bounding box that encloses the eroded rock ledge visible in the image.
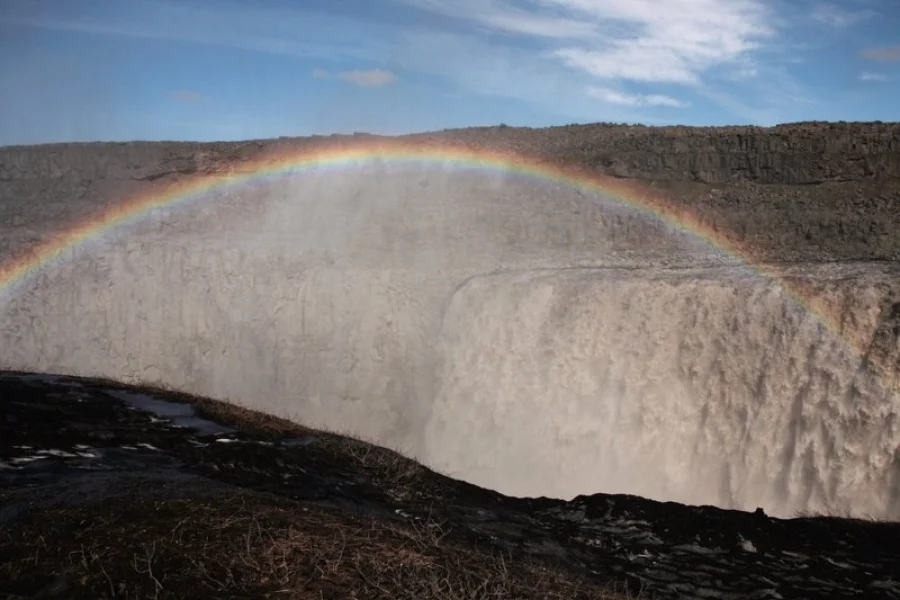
[3,123,899,267]
[2,122,900,184]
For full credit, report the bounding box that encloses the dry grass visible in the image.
[319,431,429,491]
[1,492,632,600]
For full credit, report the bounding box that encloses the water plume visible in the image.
[0,148,897,519]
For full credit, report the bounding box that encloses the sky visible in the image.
[1,0,899,144]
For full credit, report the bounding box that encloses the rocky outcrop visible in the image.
[2,122,899,265]
[433,121,900,184]
[3,372,900,600]
[2,121,899,184]
[0,140,263,182]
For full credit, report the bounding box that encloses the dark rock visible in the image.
[30,574,69,598]
[2,372,900,600]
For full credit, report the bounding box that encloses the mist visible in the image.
[1,164,897,519]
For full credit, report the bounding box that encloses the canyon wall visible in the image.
[1,122,899,518]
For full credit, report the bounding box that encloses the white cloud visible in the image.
[390,30,659,123]
[0,0,388,63]
[480,10,596,38]
[1,0,813,125]
[729,63,760,80]
[398,0,824,123]
[810,3,875,28]
[587,86,689,108]
[401,0,774,84]
[312,68,330,79]
[0,0,649,122]
[393,0,597,38]
[338,68,398,87]
[859,71,889,82]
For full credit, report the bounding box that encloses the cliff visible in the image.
[3,121,900,184]
[435,121,900,184]
[2,122,899,265]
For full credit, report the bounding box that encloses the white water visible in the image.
[427,269,895,517]
[1,167,897,518]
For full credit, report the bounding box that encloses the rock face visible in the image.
[0,141,257,181]
[2,122,899,265]
[3,121,900,184]
[436,121,900,184]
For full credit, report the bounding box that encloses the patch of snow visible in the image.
[626,531,665,545]
[738,535,757,553]
[617,519,651,528]
[10,455,48,464]
[37,449,79,458]
[673,544,723,556]
[136,443,160,451]
[824,557,853,570]
[870,579,900,591]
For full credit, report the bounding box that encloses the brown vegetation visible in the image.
[1,491,631,600]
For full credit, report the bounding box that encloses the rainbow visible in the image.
[0,138,855,353]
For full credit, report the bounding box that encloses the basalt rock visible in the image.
[3,122,900,185]
[2,372,900,600]
[1,123,899,265]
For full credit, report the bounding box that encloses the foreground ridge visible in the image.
[2,372,899,599]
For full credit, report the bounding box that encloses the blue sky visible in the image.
[1,0,899,144]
